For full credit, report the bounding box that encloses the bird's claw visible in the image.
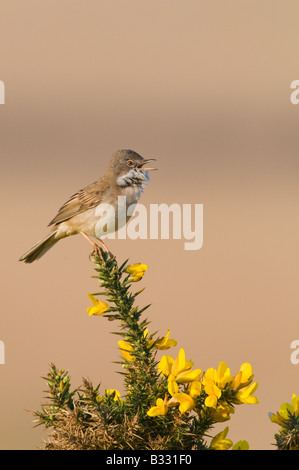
[89,244,104,261]
[89,244,115,262]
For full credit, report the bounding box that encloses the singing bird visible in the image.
[19,149,156,263]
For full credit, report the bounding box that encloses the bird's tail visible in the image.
[19,231,58,263]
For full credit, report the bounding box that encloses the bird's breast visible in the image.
[119,185,144,205]
[56,182,146,240]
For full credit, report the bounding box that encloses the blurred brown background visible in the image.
[1,0,299,450]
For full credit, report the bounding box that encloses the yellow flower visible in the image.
[168,379,179,396]
[269,411,285,426]
[232,363,254,389]
[147,397,169,417]
[152,393,196,416]
[118,340,135,362]
[232,440,250,450]
[166,349,201,384]
[158,355,175,376]
[125,263,148,282]
[125,263,148,274]
[292,393,299,417]
[154,329,177,350]
[293,393,299,417]
[150,377,200,418]
[143,328,153,346]
[128,274,144,282]
[203,362,233,407]
[203,361,258,408]
[105,389,121,401]
[281,393,299,418]
[210,402,235,422]
[270,393,299,427]
[210,426,233,450]
[144,328,177,350]
[205,395,218,408]
[203,362,233,390]
[87,293,109,316]
[235,382,259,404]
[172,392,195,414]
[188,381,202,398]
[204,383,222,408]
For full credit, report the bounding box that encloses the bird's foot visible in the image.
[80,231,114,262]
[89,243,115,263]
[89,244,105,262]
[96,239,115,260]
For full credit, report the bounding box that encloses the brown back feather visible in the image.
[48,178,109,226]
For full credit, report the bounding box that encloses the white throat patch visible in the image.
[117,168,150,191]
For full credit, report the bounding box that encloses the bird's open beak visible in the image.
[139,158,157,171]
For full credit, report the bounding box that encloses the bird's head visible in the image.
[107,149,157,186]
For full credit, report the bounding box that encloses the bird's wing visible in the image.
[48,179,109,226]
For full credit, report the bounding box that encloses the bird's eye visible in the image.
[127,160,134,167]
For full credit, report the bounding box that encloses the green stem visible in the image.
[92,253,163,414]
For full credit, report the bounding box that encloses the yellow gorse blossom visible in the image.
[281,393,299,418]
[203,361,233,389]
[105,389,121,401]
[154,329,177,350]
[232,363,254,388]
[125,263,148,282]
[158,355,175,377]
[118,340,135,362]
[203,361,258,408]
[210,426,233,450]
[204,383,221,408]
[232,440,250,450]
[203,361,232,407]
[172,392,195,414]
[87,293,109,316]
[147,396,169,417]
[144,328,177,350]
[159,349,201,384]
[293,394,299,417]
[211,402,235,422]
[148,385,198,417]
[270,393,299,427]
[147,354,258,427]
[188,381,202,399]
[235,382,259,405]
[148,349,202,418]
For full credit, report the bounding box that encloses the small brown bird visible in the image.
[19,149,156,263]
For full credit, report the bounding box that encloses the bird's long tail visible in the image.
[19,231,58,263]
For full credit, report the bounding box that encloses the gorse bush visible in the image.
[269,393,299,450]
[33,251,298,450]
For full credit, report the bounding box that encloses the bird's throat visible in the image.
[117,168,150,190]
